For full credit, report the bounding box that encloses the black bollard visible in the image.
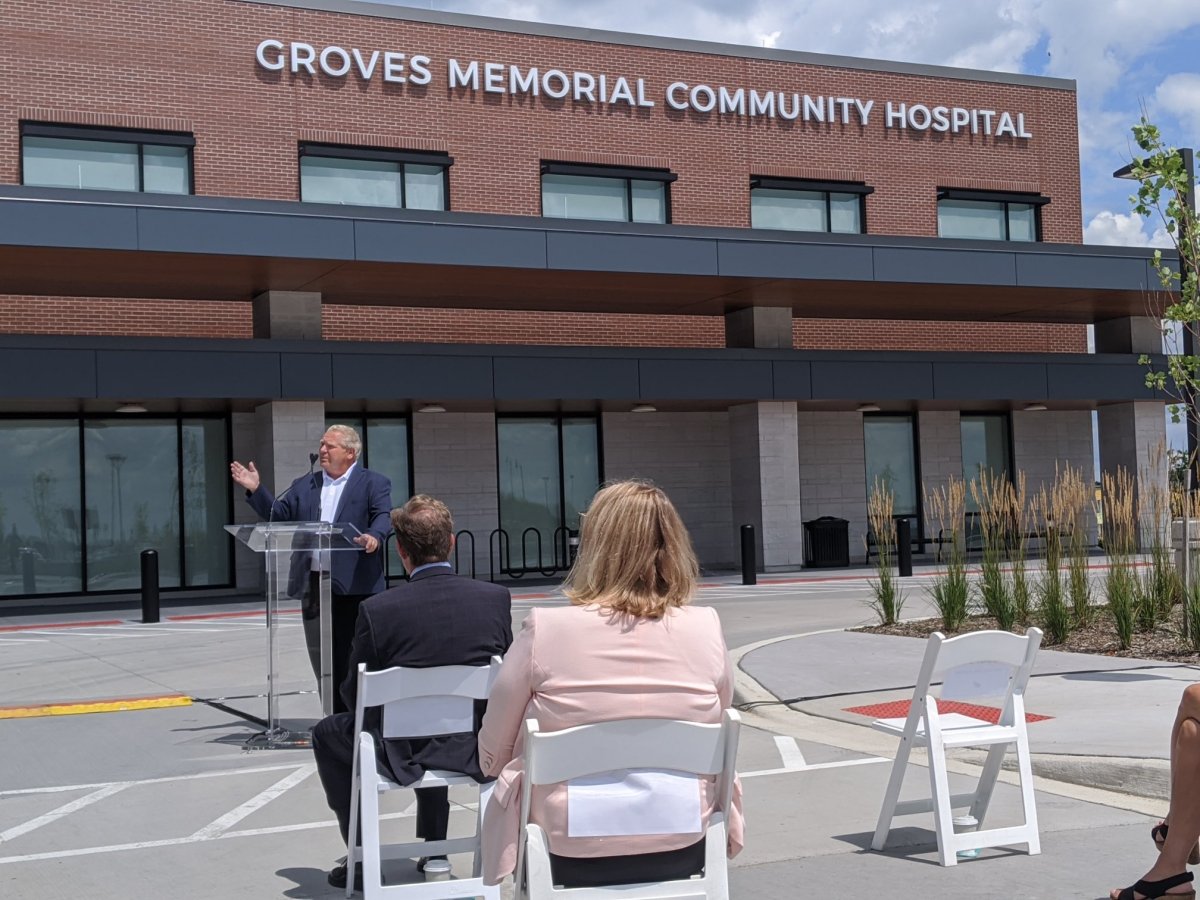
[896,518,913,578]
[740,524,757,586]
[140,549,160,624]
[20,548,36,594]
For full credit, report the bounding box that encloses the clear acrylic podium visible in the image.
[225,521,363,749]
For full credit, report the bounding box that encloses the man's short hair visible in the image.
[324,424,362,458]
[390,495,454,565]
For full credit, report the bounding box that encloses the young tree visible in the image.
[1130,120,1199,481]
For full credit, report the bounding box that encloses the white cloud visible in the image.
[1154,72,1200,146]
[1083,210,1173,247]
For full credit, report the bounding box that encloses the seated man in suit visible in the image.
[311,494,513,890]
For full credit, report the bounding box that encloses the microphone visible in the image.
[268,453,319,523]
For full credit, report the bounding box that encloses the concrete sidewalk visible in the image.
[737,628,1200,800]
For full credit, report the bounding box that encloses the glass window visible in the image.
[22,126,193,195]
[541,167,671,224]
[961,414,1012,512]
[142,144,191,195]
[750,184,866,234]
[299,146,450,210]
[23,137,139,191]
[542,174,629,222]
[829,193,864,233]
[84,421,181,591]
[497,416,601,571]
[864,415,920,520]
[0,421,83,596]
[181,419,229,587]
[301,156,403,208]
[938,195,1043,241]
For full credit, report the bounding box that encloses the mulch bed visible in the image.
[855,605,1200,664]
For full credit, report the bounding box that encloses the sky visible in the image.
[388,0,1200,248]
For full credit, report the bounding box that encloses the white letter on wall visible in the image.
[256,39,285,71]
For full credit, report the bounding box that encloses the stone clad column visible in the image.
[233,292,326,591]
[729,401,804,571]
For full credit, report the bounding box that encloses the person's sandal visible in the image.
[1113,871,1195,900]
[1151,822,1200,866]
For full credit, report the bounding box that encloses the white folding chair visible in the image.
[516,709,741,900]
[870,627,1043,866]
[346,657,502,900]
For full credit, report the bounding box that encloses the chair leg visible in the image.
[871,738,912,851]
[926,737,956,867]
[1015,731,1041,855]
[359,767,384,898]
[473,781,493,879]
[968,743,1007,828]
[347,771,361,898]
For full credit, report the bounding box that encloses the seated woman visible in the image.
[477,479,744,888]
[1110,683,1200,900]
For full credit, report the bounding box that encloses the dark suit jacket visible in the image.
[245,465,392,597]
[342,566,513,785]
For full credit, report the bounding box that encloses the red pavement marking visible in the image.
[167,609,268,621]
[0,619,123,633]
[512,592,552,599]
[843,699,1052,724]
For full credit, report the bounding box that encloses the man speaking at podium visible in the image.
[230,424,392,712]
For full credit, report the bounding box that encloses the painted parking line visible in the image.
[0,763,314,797]
[188,765,315,840]
[0,783,130,843]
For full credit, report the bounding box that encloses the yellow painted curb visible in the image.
[0,695,192,719]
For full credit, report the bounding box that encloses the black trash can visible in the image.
[803,516,850,568]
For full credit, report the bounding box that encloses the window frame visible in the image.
[20,121,196,195]
[936,188,1049,242]
[298,142,454,210]
[539,161,676,224]
[749,176,873,234]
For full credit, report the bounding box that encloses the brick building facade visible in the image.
[0,0,1167,599]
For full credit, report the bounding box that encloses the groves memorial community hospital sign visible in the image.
[255,39,1036,139]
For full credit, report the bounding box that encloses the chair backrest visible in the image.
[520,710,740,846]
[909,627,1042,728]
[353,656,501,740]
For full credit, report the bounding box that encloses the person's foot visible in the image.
[327,860,363,890]
[1109,868,1194,900]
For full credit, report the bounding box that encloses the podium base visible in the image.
[244,724,314,751]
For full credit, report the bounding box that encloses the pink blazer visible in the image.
[477,603,745,885]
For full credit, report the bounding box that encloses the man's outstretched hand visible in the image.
[230,460,260,493]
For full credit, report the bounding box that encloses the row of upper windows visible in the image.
[17,122,1049,243]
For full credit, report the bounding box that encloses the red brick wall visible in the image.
[0,296,251,338]
[0,0,1086,351]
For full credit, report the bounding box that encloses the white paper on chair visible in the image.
[941,662,1012,701]
[566,769,702,837]
[382,695,473,738]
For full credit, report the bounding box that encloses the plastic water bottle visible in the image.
[953,815,980,859]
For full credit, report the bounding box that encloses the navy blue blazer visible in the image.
[245,465,393,597]
[342,565,513,785]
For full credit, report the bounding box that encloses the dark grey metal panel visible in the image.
[137,208,356,259]
[354,221,548,268]
[1047,362,1158,401]
[281,353,333,397]
[718,241,872,280]
[331,353,493,398]
[771,361,812,399]
[494,357,639,399]
[1017,253,1151,290]
[811,360,933,399]
[874,247,1016,285]
[638,360,772,399]
[547,233,718,275]
[0,348,96,397]
[0,200,138,250]
[95,350,282,397]
[933,362,1047,400]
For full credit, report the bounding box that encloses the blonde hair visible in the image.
[563,480,698,618]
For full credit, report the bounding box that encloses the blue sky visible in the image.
[388,0,1200,247]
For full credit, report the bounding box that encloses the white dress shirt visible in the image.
[312,462,356,571]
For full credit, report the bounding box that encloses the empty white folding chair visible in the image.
[870,627,1043,866]
[516,709,741,900]
[346,657,502,900]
